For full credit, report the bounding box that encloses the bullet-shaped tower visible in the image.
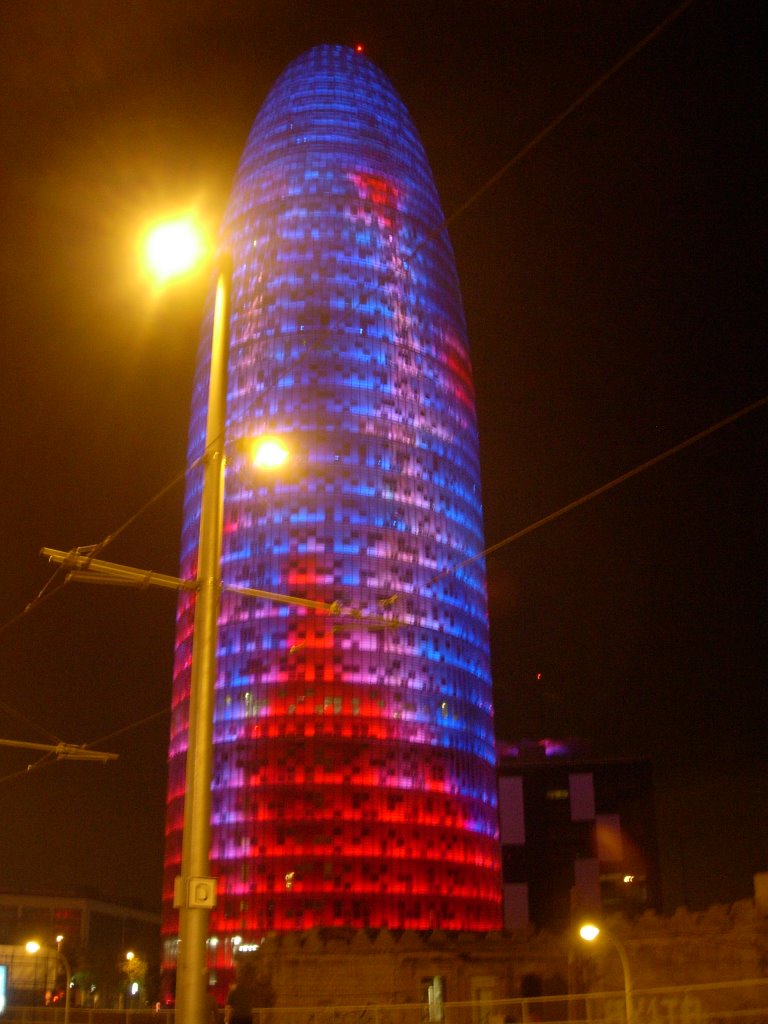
[163,44,500,971]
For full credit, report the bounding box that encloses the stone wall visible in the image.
[243,890,768,1011]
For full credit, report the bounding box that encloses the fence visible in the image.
[2,980,767,1024]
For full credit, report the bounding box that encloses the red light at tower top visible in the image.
[355,43,365,53]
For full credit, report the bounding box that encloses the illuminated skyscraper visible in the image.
[163,45,500,969]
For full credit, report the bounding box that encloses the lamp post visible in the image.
[25,941,71,1024]
[41,214,355,1024]
[171,247,232,1024]
[124,951,136,1007]
[132,213,230,1024]
[142,224,289,1024]
[579,923,633,1024]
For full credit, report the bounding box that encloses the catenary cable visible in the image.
[3,395,763,784]
[0,0,722,751]
[0,0,701,643]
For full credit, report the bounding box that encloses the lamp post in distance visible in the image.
[25,940,71,1024]
[124,951,138,1006]
[579,922,633,1024]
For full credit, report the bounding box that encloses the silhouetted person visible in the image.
[225,971,254,1024]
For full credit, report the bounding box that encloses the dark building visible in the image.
[0,890,160,1007]
[498,742,661,930]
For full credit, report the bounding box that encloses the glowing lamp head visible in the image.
[25,941,41,954]
[249,435,289,471]
[142,215,208,284]
[579,923,601,942]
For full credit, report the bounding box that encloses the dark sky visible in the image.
[0,1,764,917]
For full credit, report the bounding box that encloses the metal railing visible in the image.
[3,979,767,1024]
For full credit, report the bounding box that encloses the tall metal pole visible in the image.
[611,933,634,1024]
[60,951,71,1024]
[579,924,634,1024]
[174,257,231,1024]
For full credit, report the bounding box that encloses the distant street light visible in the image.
[25,941,71,1024]
[124,951,137,1006]
[579,923,633,1024]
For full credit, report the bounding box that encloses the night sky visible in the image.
[0,1,764,917]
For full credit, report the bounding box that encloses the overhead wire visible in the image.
[439,0,698,238]
[83,707,171,750]
[6,388,763,784]
[0,753,58,788]
[0,697,63,745]
[0,564,70,643]
[0,0,702,646]
[77,458,200,563]
[424,393,768,590]
[0,0,730,759]
[0,708,172,789]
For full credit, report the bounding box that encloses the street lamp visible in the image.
[125,952,135,1006]
[42,218,337,1024]
[25,941,71,1024]
[141,219,288,1024]
[140,214,209,284]
[248,435,290,470]
[142,218,230,1024]
[579,923,633,1024]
